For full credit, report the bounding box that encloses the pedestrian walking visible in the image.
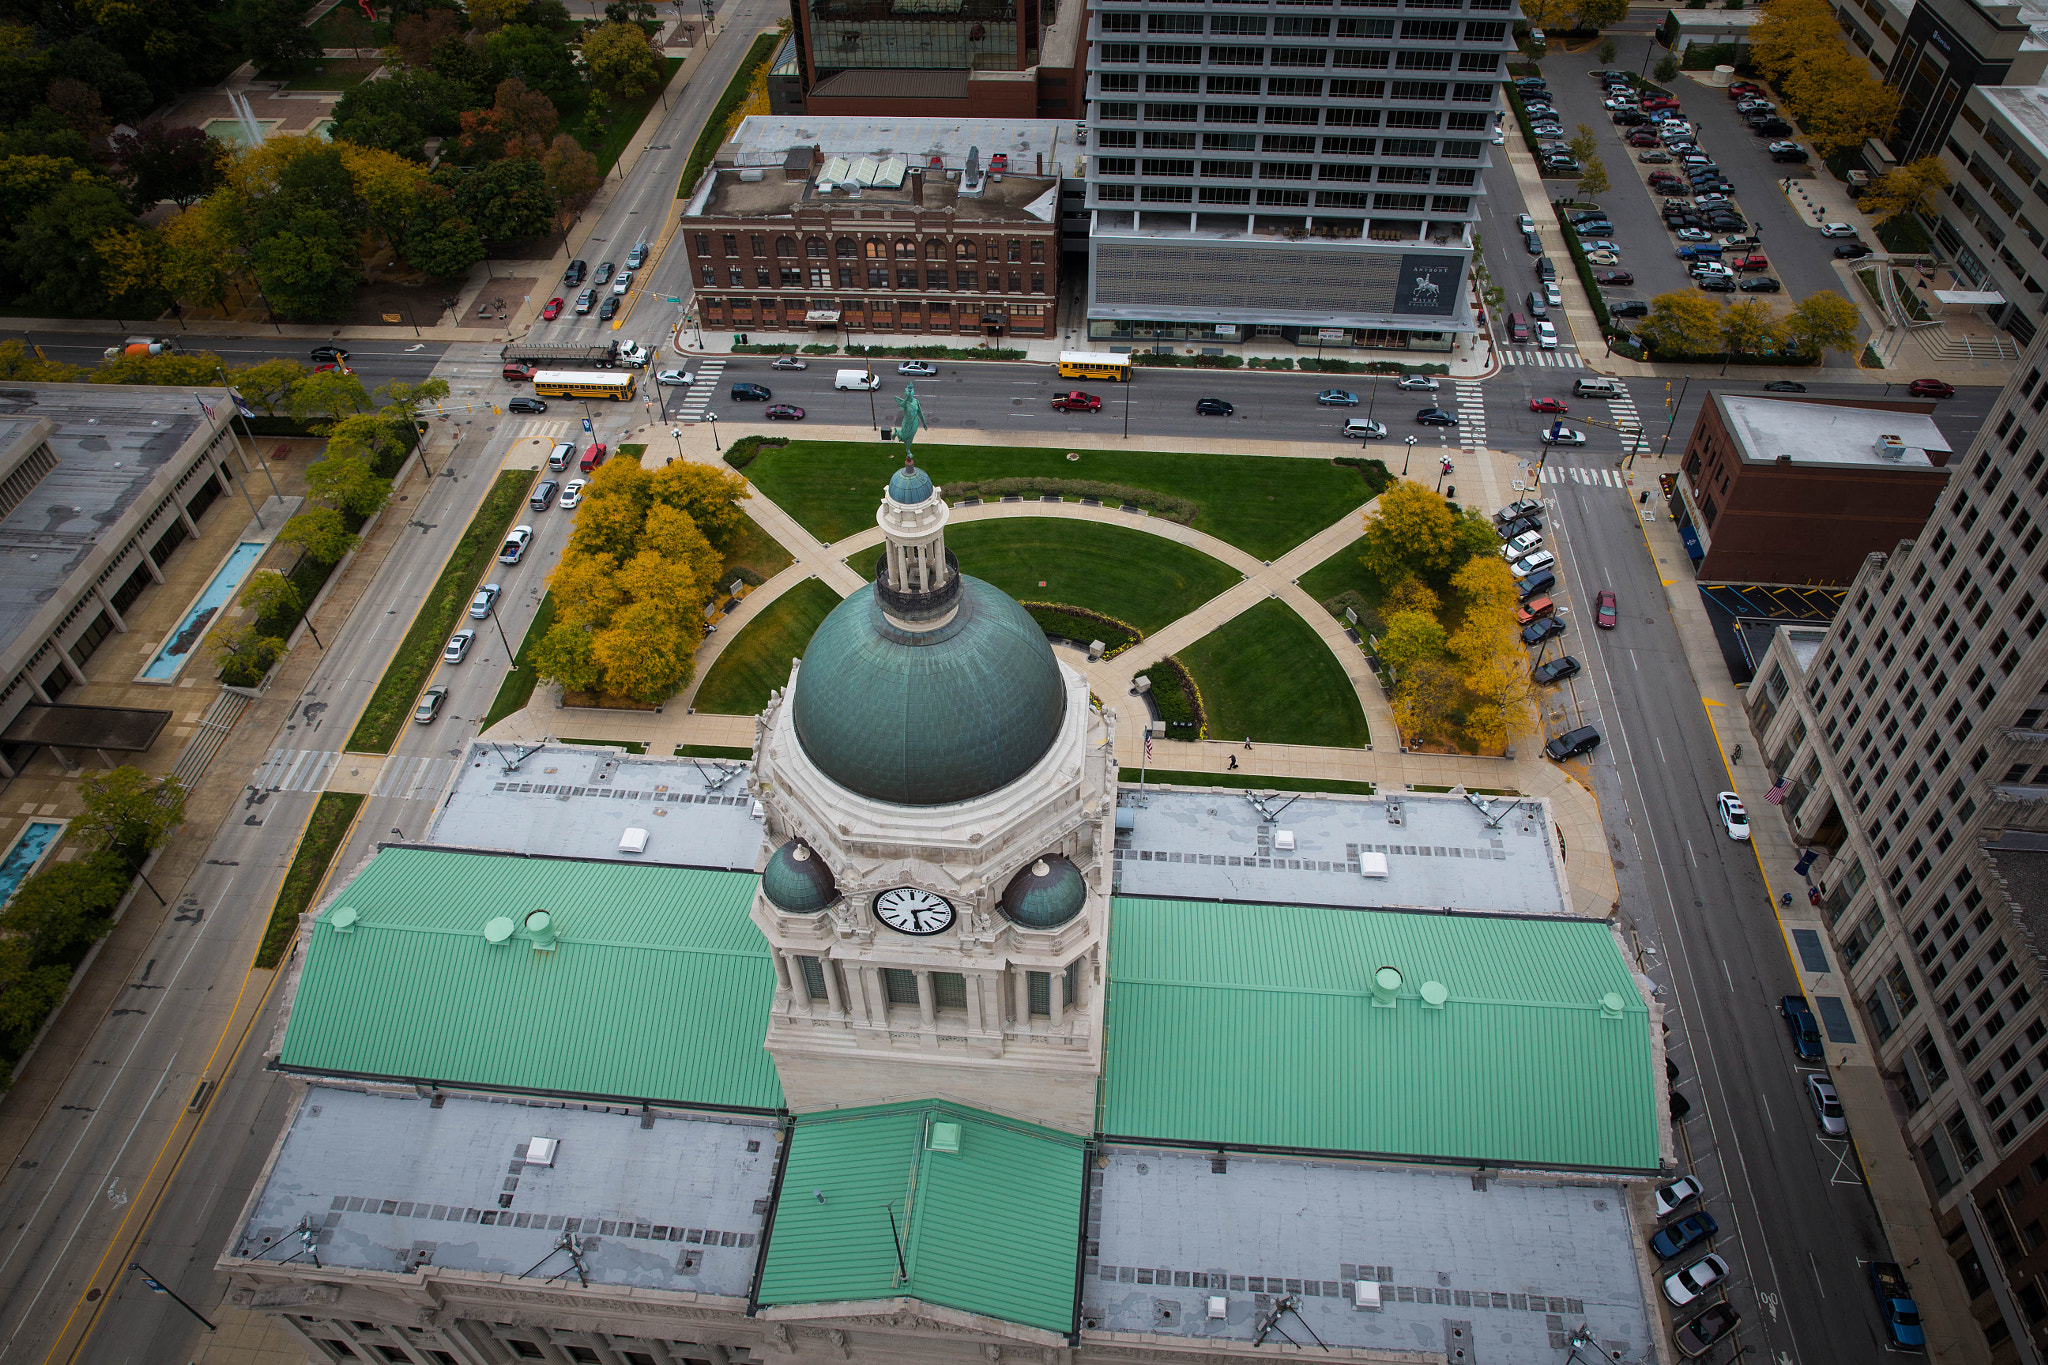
[1228,755,1238,770]
[1244,737,1253,749]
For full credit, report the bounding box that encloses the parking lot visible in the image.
[1501,46,1871,352]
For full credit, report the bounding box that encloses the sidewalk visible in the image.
[1636,473,1986,1362]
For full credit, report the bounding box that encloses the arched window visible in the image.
[926,239,947,259]
[895,238,917,257]
[955,240,977,260]
[864,238,886,259]
[805,236,828,258]
[835,236,857,258]
[776,236,798,257]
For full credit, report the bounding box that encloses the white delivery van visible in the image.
[834,369,881,390]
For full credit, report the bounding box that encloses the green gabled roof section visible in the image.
[277,847,784,1111]
[1101,897,1661,1172]
[757,1101,1085,1335]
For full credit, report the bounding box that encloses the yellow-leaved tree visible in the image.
[1448,556,1532,752]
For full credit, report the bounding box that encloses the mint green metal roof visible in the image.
[278,847,784,1110]
[757,1101,1084,1333]
[1101,898,1661,1172]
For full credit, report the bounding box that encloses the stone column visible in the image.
[1050,967,1064,1027]
[916,970,936,1028]
[821,955,848,1018]
[772,949,796,1001]
[1012,968,1029,1029]
[966,971,985,1035]
[90,580,127,633]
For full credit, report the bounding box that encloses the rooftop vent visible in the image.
[1274,830,1295,852]
[329,907,358,934]
[1420,980,1449,1009]
[619,827,649,855]
[1370,965,1403,1009]
[524,1136,559,1167]
[1874,434,1908,460]
[484,916,515,945]
[928,1120,962,1153]
[1208,1296,1228,1320]
[1355,1281,1383,1311]
[738,168,765,182]
[1358,850,1389,878]
[525,909,558,952]
[1386,796,1404,827]
[1599,991,1626,1019]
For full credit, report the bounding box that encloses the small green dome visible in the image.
[792,578,1066,806]
[889,461,934,505]
[1001,856,1087,929]
[762,839,837,913]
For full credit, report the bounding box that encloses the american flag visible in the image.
[1763,778,1790,805]
[195,395,216,421]
[1144,733,1153,762]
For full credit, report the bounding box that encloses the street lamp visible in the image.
[1365,371,1379,423]
[486,601,517,661]
[706,411,721,452]
[1437,456,1453,492]
[670,426,685,461]
[1402,435,1417,475]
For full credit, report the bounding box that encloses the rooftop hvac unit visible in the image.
[1355,1281,1382,1311]
[525,1137,559,1167]
[738,168,765,182]
[1208,1296,1228,1320]
[1359,850,1389,878]
[1873,434,1908,460]
[1385,796,1404,827]
[619,827,649,855]
[1274,830,1296,852]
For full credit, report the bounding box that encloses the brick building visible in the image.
[1671,393,1955,584]
[681,120,1066,341]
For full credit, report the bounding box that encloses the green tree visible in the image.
[1598,37,1618,61]
[1639,290,1725,355]
[249,206,363,321]
[236,0,322,70]
[329,69,472,161]
[532,621,602,692]
[0,339,87,381]
[402,183,485,277]
[582,22,665,103]
[289,368,374,425]
[228,358,310,414]
[240,569,304,625]
[1378,608,1449,678]
[278,506,360,563]
[1577,153,1610,201]
[0,937,72,1052]
[1782,289,1863,356]
[74,766,185,861]
[440,157,555,242]
[324,410,412,471]
[0,851,130,962]
[304,448,392,517]
[210,621,287,686]
[1859,155,1950,224]
[1580,0,1630,26]
[92,350,228,386]
[1568,123,1598,164]
[489,24,585,107]
[374,377,450,431]
[1719,297,1782,359]
[6,181,145,316]
[1655,53,1680,80]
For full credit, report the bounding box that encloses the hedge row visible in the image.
[843,344,1027,361]
[1333,456,1394,499]
[678,32,782,201]
[946,478,1199,524]
[723,435,789,472]
[1022,602,1140,656]
[1132,353,1245,369]
[1140,655,1206,739]
[1551,200,1615,337]
[0,846,140,1081]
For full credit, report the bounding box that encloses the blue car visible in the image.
[1650,1211,1718,1261]
[1781,994,1824,1060]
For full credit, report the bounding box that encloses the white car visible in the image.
[1500,530,1544,560]
[611,270,634,295]
[656,368,695,385]
[1493,129,1506,144]
[1663,1253,1730,1308]
[1692,263,1735,280]
[499,525,533,565]
[1820,222,1858,237]
[1342,418,1387,439]
[898,360,938,376]
[1515,213,1535,233]
[1544,281,1562,306]
[560,479,586,508]
[442,629,474,664]
[1543,427,1587,446]
[1809,1075,1847,1136]
[1654,1175,1702,1218]
[469,583,501,619]
[1511,550,1557,579]
[1396,375,1439,391]
[1586,249,1621,265]
[1534,320,1558,349]
[1675,228,1712,242]
[1604,97,1638,111]
[1717,791,1750,840]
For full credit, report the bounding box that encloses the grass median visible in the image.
[346,468,536,753]
[481,591,556,732]
[256,791,364,969]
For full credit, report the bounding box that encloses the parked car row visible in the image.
[1643,1166,1740,1359]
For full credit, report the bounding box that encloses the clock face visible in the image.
[873,886,955,936]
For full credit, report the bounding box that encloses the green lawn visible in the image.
[742,441,1368,560]
[932,519,1236,635]
[481,591,556,732]
[257,791,363,969]
[1299,535,1373,612]
[722,508,796,586]
[345,469,535,753]
[677,743,753,759]
[570,58,684,177]
[1120,767,1377,796]
[1179,599,1370,747]
[692,577,844,715]
[257,56,383,90]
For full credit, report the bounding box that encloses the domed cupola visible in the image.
[888,459,934,506]
[762,839,837,914]
[1000,856,1087,929]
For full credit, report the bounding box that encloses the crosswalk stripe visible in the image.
[252,748,339,793]
[373,755,456,802]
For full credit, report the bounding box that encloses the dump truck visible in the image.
[1867,1261,1925,1351]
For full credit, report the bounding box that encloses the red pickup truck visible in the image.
[1051,390,1101,412]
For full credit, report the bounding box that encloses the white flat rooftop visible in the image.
[722,115,1075,174]
[231,1086,776,1296]
[1715,395,1952,470]
[427,743,763,869]
[1111,786,1568,916]
[1083,1147,1655,1364]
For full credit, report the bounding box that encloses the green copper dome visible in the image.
[1000,856,1086,929]
[762,839,837,913]
[792,578,1066,806]
[889,462,934,505]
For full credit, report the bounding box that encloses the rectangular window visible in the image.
[932,972,967,1009]
[1145,44,1202,63]
[1208,45,1266,66]
[882,968,918,1006]
[1064,958,1082,1007]
[1028,970,1052,1016]
[797,955,828,1000]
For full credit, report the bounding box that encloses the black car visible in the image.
[1518,569,1557,599]
[508,396,548,414]
[1594,270,1634,285]
[1567,209,1607,223]
[1753,119,1792,136]
[1739,276,1782,293]
[1698,275,1736,292]
[1609,299,1650,318]
[1524,231,1543,255]
[1196,397,1234,416]
[1544,725,1602,761]
[1835,241,1874,259]
[563,258,588,286]
[1763,380,1808,392]
[598,296,620,320]
[1500,514,1544,539]
[731,382,773,401]
[1613,110,1649,126]
[1574,221,1614,236]
[1772,147,1810,162]
[1536,256,1556,281]
[1522,617,1567,646]
[1416,407,1458,425]
[1780,994,1826,1061]
[1532,655,1581,685]
[310,345,350,364]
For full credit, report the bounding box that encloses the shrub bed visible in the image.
[723,435,789,472]
[1023,602,1140,655]
[1332,456,1393,500]
[946,477,1199,524]
[255,791,363,969]
[1139,655,1206,739]
[1130,353,1246,368]
[844,344,1027,361]
[799,343,842,354]
[1551,201,1613,335]
[1299,358,1449,375]
[732,343,801,355]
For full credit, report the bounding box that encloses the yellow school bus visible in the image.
[1056,351,1132,382]
[533,370,637,401]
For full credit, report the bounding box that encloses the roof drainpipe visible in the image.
[526,909,558,952]
[1370,965,1402,1009]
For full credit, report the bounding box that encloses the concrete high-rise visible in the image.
[1079,0,1515,353]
